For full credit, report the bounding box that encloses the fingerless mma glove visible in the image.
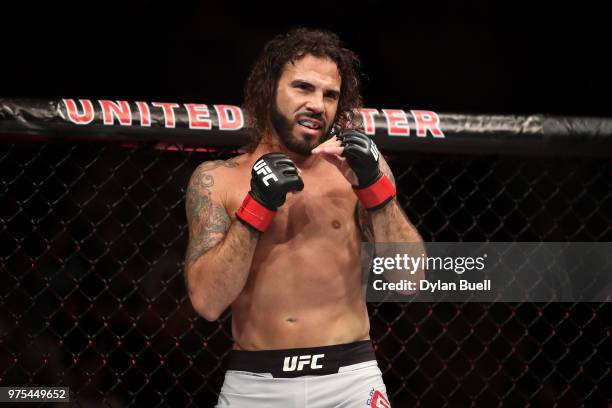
[236,153,304,232]
[339,130,396,210]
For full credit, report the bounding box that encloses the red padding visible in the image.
[353,175,396,210]
[235,193,276,232]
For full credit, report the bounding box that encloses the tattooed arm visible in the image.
[184,159,259,321]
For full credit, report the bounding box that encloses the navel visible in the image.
[331,220,342,229]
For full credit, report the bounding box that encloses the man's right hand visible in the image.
[236,153,304,232]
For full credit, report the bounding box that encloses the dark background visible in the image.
[2,1,612,406]
[2,0,611,116]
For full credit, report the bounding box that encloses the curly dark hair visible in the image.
[243,27,363,150]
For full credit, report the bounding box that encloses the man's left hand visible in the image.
[312,130,395,211]
[311,130,381,188]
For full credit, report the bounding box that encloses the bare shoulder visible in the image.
[187,155,247,192]
[191,156,243,180]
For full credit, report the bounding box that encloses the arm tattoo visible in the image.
[185,159,238,268]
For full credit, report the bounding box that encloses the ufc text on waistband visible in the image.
[227,340,376,378]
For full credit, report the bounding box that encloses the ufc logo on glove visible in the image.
[282,354,325,372]
[254,159,279,186]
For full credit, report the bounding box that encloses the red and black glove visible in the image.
[236,153,304,232]
[339,130,396,210]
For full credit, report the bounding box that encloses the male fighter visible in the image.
[185,28,423,407]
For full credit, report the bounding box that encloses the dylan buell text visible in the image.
[372,279,491,292]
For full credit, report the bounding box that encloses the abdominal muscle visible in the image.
[224,155,370,350]
[230,212,370,351]
[231,295,370,350]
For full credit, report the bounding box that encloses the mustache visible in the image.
[296,112,323,120]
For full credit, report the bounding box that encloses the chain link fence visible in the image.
[1,141,611,407]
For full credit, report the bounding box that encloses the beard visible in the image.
[270,104,329,156]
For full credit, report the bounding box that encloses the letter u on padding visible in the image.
[283,356,297,371]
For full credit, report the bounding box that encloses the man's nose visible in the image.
[304,93,325,114]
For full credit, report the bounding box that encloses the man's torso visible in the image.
[214,151,370,350]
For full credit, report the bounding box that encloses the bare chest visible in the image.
[226,168,359,242]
